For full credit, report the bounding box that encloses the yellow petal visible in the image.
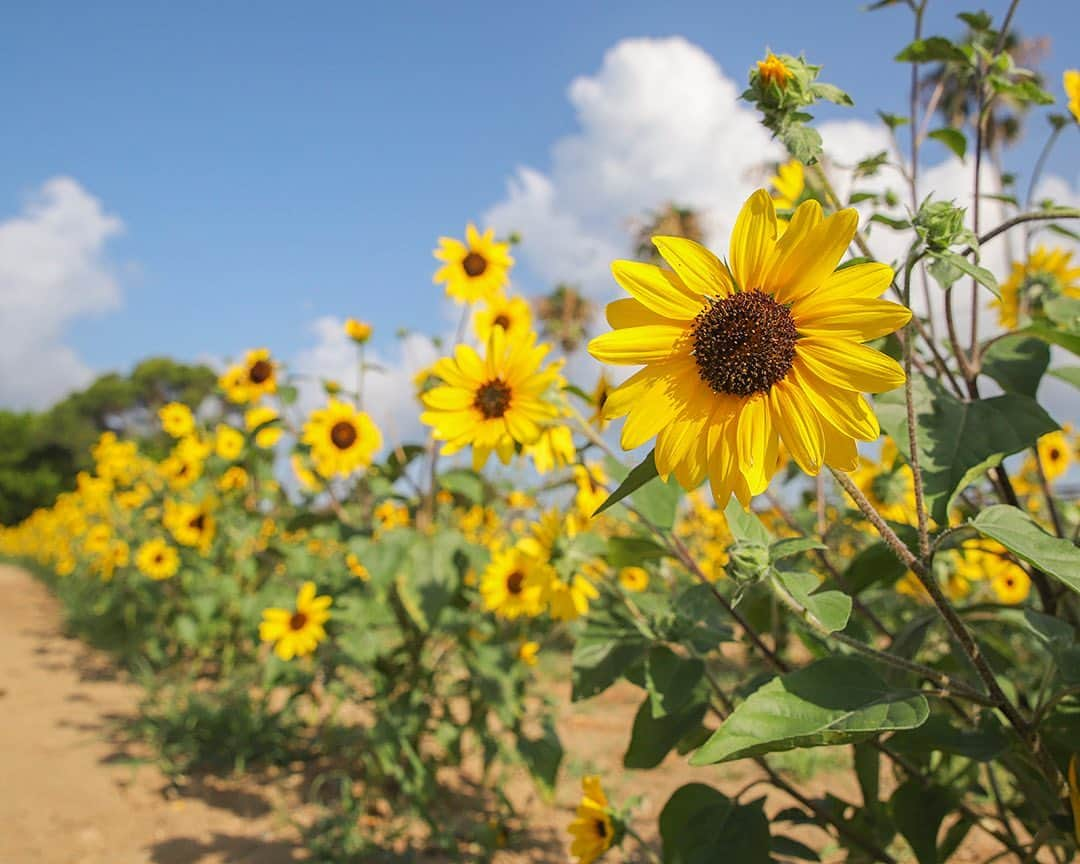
[611,259,704,319]
[769,379,824,475]
[798,338,906,394]
[729,190,778,291]
[790,361,879,440]
[605,297,683,330]
[764,199,823,286]
[736,393,771,493]
[815,262,895,302]
[587,325,687,365]
[795,297,912,342]
[652,236,734,298]
[770,209,859,306]
[819,413,861,472]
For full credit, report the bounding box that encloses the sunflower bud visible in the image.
[727,541,771,584]
[913,198,972,252]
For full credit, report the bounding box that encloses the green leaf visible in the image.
[774,571,852,634]
[438,468,486,504]
[517,718,562,795]
[595,449,681,529]
[853,743,880,807]
[842,541,908,594]
[811,82,854,106]
[877,376,1058,524]
[1049,367,1080,389]
[973,505,1080,595]
[606,534,668,570]
[928,250,999,297]
[645,645,704,718]
[927,128,966,160]
[981,335,1050,396]
[770,536,826,562]
[890,712,1008,762]
[624,695,708,770]
[394,531,464,631]
[1045,295,1080,330]
[771,835,821,861]
[672,583,735,654]
[723,497,772,546]
[895,36,969,63]
[659,784,771,864]
[571,607,650,701]
[690,656,929,765]
[1025,322,1080,357]
[891,781,953,864]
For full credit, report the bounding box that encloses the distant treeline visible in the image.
[0,358,217,525]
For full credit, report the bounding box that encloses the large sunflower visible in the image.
[588,189,910,507]
[994,245,1080,329]
[301,398,382,478]
[433,223,514,304]
[420,329,563,470]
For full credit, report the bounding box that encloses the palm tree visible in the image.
[631,203,704,265]
[534,283,595,353]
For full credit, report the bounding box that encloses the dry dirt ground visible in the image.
[0,563,1028,863]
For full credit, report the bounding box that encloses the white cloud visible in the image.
[291,316,440,451]
[0,177,123,409]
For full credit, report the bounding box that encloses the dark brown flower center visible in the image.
[493,314,511,329]
[474,379,512,419]
[462,251,488,277]
[289,612,308,631]
[1048,447,1061,461]
[330,420,358,450]
[154,553,164,564]
[249,359,273,384]
[595,819,608,839]
[506,571,525,595]
[189,514,205,532]
[692,290,797,396]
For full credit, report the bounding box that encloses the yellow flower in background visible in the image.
[568,776,615,864]
[218,465,249,493]
[92,539,130,582]
[757,52,792,89]
[301,398,382,478]
[83,523,113,555]
[770,159,805,211]
[346,553,370,581]
[164,498,216,554]
[848,439,918,525]
[995,246,1080,329]
[136,537,180,581]
[589,189,909,506]
[517,640,540,667]
[159,402,195,438]
[433,223,514,304]
[1036,426,1073,482]
[895,571,931,603]
[215,424,245,460]
[420,329,563,470]
[374,500,410,532]
[1065,69,1080,123]
[572,462,609,518]
[220,348,278,404]
[473,293,533,344]
[618,566,649,592]
[245,405,283,449]
[290,454,322,493]
[990,562,1031,605]
[480,547,548,620]
[344,318,373,344]
[524,424,576,475]
[589,371,612,430]
[259,581,332,661]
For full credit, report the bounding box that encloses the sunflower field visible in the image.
[4,4,1080,863]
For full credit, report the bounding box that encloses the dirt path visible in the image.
[0,564,304,864]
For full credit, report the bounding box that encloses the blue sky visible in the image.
[1,0,1078,405]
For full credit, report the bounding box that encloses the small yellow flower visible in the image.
[433,223,514,304]
[1065,69,1080,124]
[163,498,216,554]
[215,424,245,460]
[618,566,649,592]
[518,640,540,667]
[568,776,614,864]
[1036,426,1073,482]
[259,581,332,661]
[218,465,249,493]
[301,398,382,478]
[473,293,533,345]
[345,318,373,343]
[374,500,411,532]
[480,547,548,620]
[991,564,1031,605]
[220,348,278,404]
[136,537,180,580]
[770,159,805,213]
[159,402,195,438]
[524,424,576,475]
[757,52,792,89]
[245,405,283,449]
[346,553,370,581]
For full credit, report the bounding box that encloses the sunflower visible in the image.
[301,398,382,478]
[217,465,249,493]
[159,402,195,438]
[344,318,373,344]
[1066,69,1080,124]
[259,581,332,661]
[433,223,514,304]
[991,565,1031,605]
[215,424,245,460]
[245,405,283,449]
[164,498,216,554]
[523,424,576,474]
[480,547,548,620]
[618,566,649,592]
[518,640,540,666]
[757,52,792,89]
[136,537,180,581]
[473,293,533,344]
[346,553,370,581]
[421,328,563,470]
[518,511,600,621]
[1036,426,1073,482]
[220,348,278,404]
[770,158,805,212]
[588,189,910,507]
[995,246,1080,328]
[568,776,615,864]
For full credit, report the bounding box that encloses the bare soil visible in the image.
[0,564,1028,863]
